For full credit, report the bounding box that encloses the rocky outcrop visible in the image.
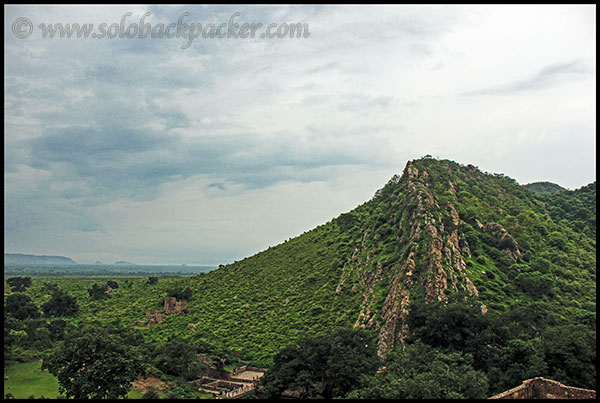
[484,222,521,263]
[348,160,483,359]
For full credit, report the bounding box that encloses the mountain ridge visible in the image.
[4,253,77,265]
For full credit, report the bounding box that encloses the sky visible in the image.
[4,5,596,265]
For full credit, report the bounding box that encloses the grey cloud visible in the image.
[25,123,390,202]
[462,59,591,96]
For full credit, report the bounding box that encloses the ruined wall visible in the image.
[129,297,187,327]
[489,377,596,399]
[164,297,187,315]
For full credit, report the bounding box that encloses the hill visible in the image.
[4,253,76,265]
[7,156,595,395]
[132,157,595,363]
[525,181,566,196]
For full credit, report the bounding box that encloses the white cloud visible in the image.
[4,4,596,263]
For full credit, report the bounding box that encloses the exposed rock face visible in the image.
[347,160,483,359]
[484,222,521,263]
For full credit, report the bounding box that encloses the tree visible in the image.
[407,293,490,354]
[87,283,108,300]
[166,287,193,301]
[47,319,68,341]
[42,289,78,317]
[4,293,40,320]
[152,336,204,380]
[106,280,119,289]
[42,322,145,399]
[147,276,158,285]
[6,277,32,292]
[261,328,380,399]
[347,341,489,399]
[23,318,52,349]
[542,324,596,389]
[495,338,547,389]
[142,389,160,399]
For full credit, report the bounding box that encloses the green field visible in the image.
[2,361,163,399]
[4,361,60,399]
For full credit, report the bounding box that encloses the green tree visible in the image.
[348,341,488,399]
[542,324,596,389]
[6,276,32,292]
[42,322,145,399]
[152,336,203,380]
[4,293,40,320]
[42,289,78,317]
[106,280,119,289]
[497,338,547,389]
[407,294,491,355]
[261,328,380,399]
[87,283,108,300]
[166,286,193,301]
[47,319,68,341]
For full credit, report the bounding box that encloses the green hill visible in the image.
[76,156,593,365]
[524,181,566,196]
[6,156,596,394]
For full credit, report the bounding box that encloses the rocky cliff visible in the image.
[345,160,489,357]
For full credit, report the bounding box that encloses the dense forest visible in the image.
[4,157,596,399]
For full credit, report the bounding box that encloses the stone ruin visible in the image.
[164,296,188,315]
[489,377,596,399]
[129,297,188,327]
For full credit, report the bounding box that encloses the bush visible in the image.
[7,277,32,292]
[42,289,78,317]
[5,294,40,320]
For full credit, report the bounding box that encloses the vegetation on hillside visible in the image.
[4,157,595,398]
[524,181,565,196]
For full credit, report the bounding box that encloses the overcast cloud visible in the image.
[4,5,596,264]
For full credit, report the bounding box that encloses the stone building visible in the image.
[164,296,187,315]
[129,297,188,327]
[489,377,596,399]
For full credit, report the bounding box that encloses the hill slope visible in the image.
[148,157,594,363]
[17,157,595,370]
[525,181,566,196]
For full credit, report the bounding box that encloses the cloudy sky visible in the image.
[4,5,596,265]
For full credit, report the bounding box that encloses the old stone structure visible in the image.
[129,297,187,327]
[145,309,164,326]
[164,296,187,315]
[191,365,267,399]
[489,377,596,399]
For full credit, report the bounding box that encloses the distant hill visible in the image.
[4,253,76,265]
[114,261,136,265]
[525,181,566,196]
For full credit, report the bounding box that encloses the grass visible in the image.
[2,361,165,399]
[127,388,144,399]
[4,361,60,399]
